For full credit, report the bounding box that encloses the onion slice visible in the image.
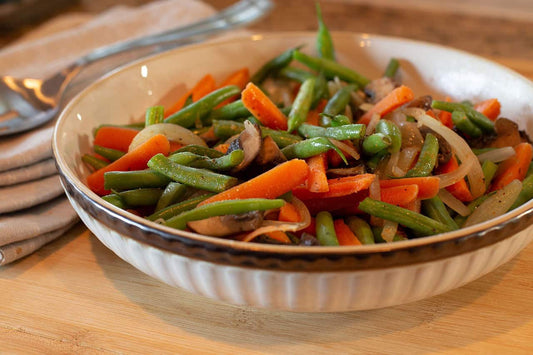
[464,179,522,227]
[438,189,471,216]
[477,146,515,163]
[241,197,311,243]
[129,123,207,152]
[435,157,474,188]
[414,113,486,198]
[330,139,360,160]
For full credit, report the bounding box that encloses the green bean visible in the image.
[104,170,171,191]
[323,84,357,117]
[315,2,335,61]
[173,144,224,158]
[383,58,400,78]
[145,105,165,127]
[358,198,453,236]
[155,182,188,212]
[451,110,482,138]
[287,77,315,132]
[102,194,126,209]
[362,133,392,155]
[94,145,125,162]
[422,196,459,230]
[293,50,370,88]
[365,150,387,171]
[311,72,328,108]
[431,100,494,133]
[148,153,239,193]
[315,211,339,246]
[251,47,300,84]
[328,114,351,127]
[482,160,498,189]
[169,150,244,171]
[375,120,401,153]
[213,120,302,148]
[279,66,314,82]
[281,137,347,163]
[205,100,250,124]
[82,154,108,170]
[510,174,533,210]
[165,198,286,230]
[405,133,439,177]
[164,85,240,127]
[147,194,212,221]
[345,216,374,244]
[298,123,365,141]
[112,188,164,207]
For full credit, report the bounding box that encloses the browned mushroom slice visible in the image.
[255,135,287,166]
[490,117,526,148]
[364,77,397,104]
[407,95,433,111]
[187,211,264,237]
[227,120,262,173]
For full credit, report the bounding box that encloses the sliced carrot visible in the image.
[306,99,328,126]
[169,141,184,153]
[199,126,217,142]
[379,176,439,200]
[87,134,170,196]
[216,68,250,108]
[278,202,301,222]
[265,231,292,243]
[380,184,419,206]
[491,142,533,191]
[293,174,376,200]
[241,82,288,130]
[333,219,362,246]
[198,159,309,206]
[93,126,139,152]
[327,139,355,167]
[306,153,329,193]
[164,74,216,117]
[435,155,473,202]
[358,85,415,125]
[475,98,501,121]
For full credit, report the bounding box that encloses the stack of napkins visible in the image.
[0,0,220,265]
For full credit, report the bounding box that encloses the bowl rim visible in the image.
[53,31,533,271]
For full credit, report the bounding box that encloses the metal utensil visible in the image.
[0,0,272,136]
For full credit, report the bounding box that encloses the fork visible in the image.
[0,0,272,136]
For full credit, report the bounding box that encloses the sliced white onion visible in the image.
[477,146,515,163]
[359,103,374,112]
[366,113,381,135]
[397,146,420,173]
[330,139,360,160]
[415,113,486,198]
[386,151,404,177]
[438,189,471,216]
[381,220,398,243]
[128,123,207,152]
[464,179,522,227]
[241,196,311,243]
[436,157,474,188]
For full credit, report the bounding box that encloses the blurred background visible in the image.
[1,0,532,64]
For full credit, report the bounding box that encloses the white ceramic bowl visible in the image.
[53,32,533,312]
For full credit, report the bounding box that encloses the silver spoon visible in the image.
[0,0,272,136]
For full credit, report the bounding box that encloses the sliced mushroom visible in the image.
[255,135,287,166]
[490,117,526,148]
[364,77,397,104]
[227,120,262,173]
[187,211,264,237]
[407,95,433,111]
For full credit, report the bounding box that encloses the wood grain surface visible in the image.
[1,1,532,353]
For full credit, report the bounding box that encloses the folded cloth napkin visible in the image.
[0,0,221,265]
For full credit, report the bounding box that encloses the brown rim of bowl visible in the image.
[58,169,533,272]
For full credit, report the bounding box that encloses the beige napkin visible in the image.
[0,0,220,265]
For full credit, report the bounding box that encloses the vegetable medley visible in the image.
[82,5,533,246]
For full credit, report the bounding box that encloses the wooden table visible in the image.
[1,1,533,353]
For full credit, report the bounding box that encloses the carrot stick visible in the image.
[475,98,501,121]
[306,153,329,193]
[216,68,250,108]
[93,126,139,152]
[435,155,473,202]
[265,231,292,243]
[358,85,415,125]
[333,219,362,246]
[169,141,184,153]
[306,99,327,126]
[379,176,440,200]
[278,202,301,222]
[87,134,170,196]
[241,82,288,130]
[491,142,533,191]
[198,159,309,206]
[380,184,419,206]
[164,74,217,117]
[293,173,376,200]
